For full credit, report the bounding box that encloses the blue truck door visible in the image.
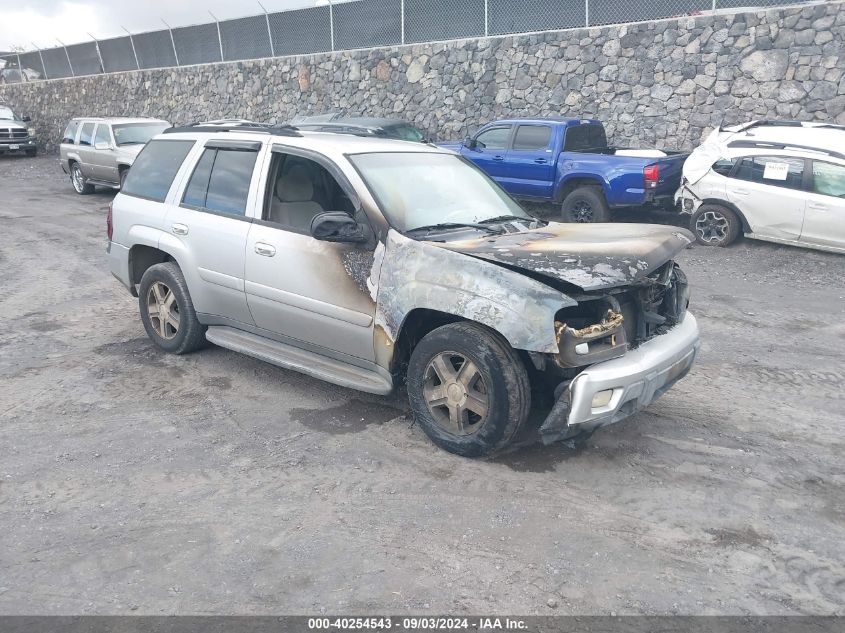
[460,125,513,186]
[503,124,555,198]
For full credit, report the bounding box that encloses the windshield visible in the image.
[112,122,170,146]
[350,152,531,233]
[0,106,16,121]
[384,124,426,143]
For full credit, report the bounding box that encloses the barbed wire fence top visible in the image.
[0,0,812,84]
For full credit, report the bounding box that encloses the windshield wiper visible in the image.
[407,222,504,235]
[480,215,547,227]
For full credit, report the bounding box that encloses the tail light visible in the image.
[644,164,660,189]
[106,201,113,241]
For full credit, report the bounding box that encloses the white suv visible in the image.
[107,122,699,456]
[675,121,845,253]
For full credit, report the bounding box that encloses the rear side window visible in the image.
[512,125,552,151]
[121,139,195,202]
[62,121,79,144]
[811,161,845,198]
[78,122,95,147]
[563,124,608,152]
[94,124,111,146]
[712,158,736,176]
[181,148,258,216]
[732,156,805,191]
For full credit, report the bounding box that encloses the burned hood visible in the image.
[433,222,693,291]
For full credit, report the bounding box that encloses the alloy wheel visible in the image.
[423,351,489,436]
[71,165,84,193]
[695,210,729,244]
[571,200,594,223]
[147,281,180,340]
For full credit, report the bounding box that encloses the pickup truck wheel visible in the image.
[691,204,740,247]
[560,186,610,223]
[138,262,206,355]
[70,163,94,195]
[407,322,531,457]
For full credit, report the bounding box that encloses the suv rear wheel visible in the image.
[70,162,94,194]
[138,262,206,354]
[119,168,129,189]
[691,204,741,247]
[406,322,531,457]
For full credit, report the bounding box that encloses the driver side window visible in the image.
[474,127,511,150]
[263,152,356,234]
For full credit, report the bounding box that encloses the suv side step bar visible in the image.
[204,326,393,395]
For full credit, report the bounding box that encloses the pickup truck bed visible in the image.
[440,118,688,222]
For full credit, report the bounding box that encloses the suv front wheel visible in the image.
[70,162,94,194]
[138,262,206,354]
[406,322,531,457]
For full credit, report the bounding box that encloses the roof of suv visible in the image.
[70,117,169,125]
[160,128,450,157]
[717,121,845,156]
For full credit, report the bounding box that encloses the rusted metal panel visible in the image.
[373,230,577,361]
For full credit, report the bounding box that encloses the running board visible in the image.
[204,326,393,395]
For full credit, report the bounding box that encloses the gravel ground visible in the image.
[1,155,843,616]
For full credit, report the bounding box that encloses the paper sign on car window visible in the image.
[763,162,790,181]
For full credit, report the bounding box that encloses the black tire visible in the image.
[560,186,611,223]
[407,322,531,457]
[70,162,94,195]
[138,262,206,355]
[119,168,129,189]
[690,204,741,247]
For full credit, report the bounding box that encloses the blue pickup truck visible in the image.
[440,118,688,222]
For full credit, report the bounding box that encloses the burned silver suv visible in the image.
[108,122,699,457]
[60,117,169,194]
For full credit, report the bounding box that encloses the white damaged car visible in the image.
[675,121,845,253]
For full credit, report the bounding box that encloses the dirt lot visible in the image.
[0,154,843,616]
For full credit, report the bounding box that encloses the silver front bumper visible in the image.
[540,312,700,442]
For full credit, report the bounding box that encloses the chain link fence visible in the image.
[0,0,813,84]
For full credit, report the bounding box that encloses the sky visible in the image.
[1,0,337,52]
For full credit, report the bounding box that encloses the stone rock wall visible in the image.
[2,1,843,153]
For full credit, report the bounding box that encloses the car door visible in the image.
[726,155,807,241]
[459,125,513,187]
[164,140,262,326]
[502,124,555,198]
[244,147,378,362]
[76,121,97,177]
[801,160,845,250]
[92,123,118,183]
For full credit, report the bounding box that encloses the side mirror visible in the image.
[21,116,31,122]
[94,141,111,151]
[463,136,477,149]
[310,211,367,243]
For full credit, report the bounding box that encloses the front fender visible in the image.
[375,230,575,355]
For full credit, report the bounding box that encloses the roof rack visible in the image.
[727,139,845,161]
[164,122,302,137]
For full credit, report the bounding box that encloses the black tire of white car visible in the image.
[406,322,531,457]
[70,163,94,195]
[560,186,611,223]
[138,262,207,355]
[691,204,741,247]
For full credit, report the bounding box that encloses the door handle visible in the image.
[171,223,188,235]
[255,243,276,257]
[492,155,505,161]
[533,158,548,164]
[808,202,828,211]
